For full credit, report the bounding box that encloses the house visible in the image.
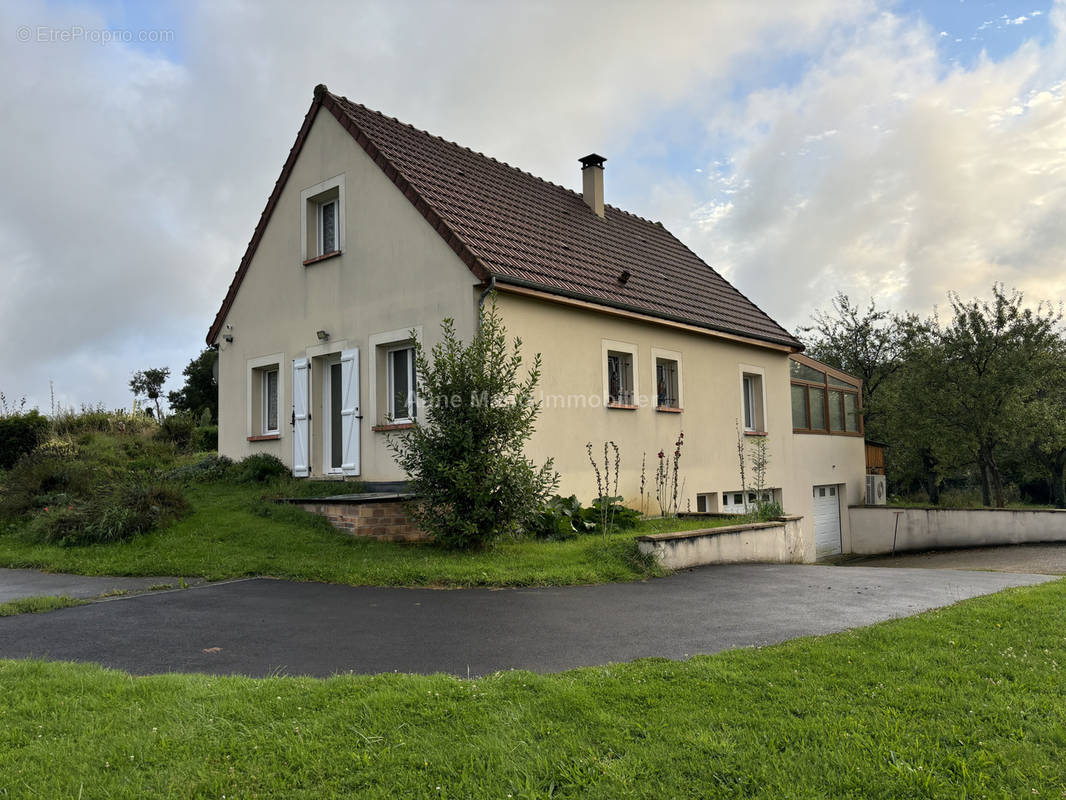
[207,84,867,560]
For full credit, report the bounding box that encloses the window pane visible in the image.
[743,376,754,429]
[808,387,827,430]
[828,374,857,388]
[608,352,632,404]
[828,389,844,431]
[321,200,336,253]
[265,370,278,432]
[391,349,409,419]
[791,383,807,428]
[790,360,825,382]
[844,392,859,432]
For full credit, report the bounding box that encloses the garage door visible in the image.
[813,485,841,557]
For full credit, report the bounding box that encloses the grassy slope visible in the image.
[2,579,1064,798]
[0,482,734,586]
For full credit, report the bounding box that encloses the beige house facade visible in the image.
[208,85,867,561]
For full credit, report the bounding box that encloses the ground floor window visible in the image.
[721,488,778,514]
[262,368,279,434]
[387,345,417,423]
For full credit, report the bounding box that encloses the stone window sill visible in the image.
[656,406,683,414]
[372,423,416,432]
[302,250,342,266]
[247,433,281,442]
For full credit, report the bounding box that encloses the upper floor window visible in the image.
[300,174,345,263]
[318,198,338,256]
[790,356,862,435]
[742,372,765,432]
[607,351,634,406]
[656,357,679,409]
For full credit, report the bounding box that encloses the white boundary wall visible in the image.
[849,506,1066,555]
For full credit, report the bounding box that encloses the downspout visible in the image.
[478,275,497,309]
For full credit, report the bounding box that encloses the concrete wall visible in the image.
[849,506,1066,554]
[637,516,805,568]
[214,108,479,478]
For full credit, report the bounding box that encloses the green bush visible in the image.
[165,454,234,483]
[0,410,50,470]
[232,453,289,483]
[155,413,196,451]
[51,404,157,437]
[528,494,595,540]
[24,479,188,546]
[193,425,218,452]
[0,453,100,516]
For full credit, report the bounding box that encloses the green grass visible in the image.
[0,482,742,587]
[2,579,1065,797]
[0,595,86,616]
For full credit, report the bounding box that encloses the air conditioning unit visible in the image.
[865,474,886,505]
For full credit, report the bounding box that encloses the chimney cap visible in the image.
[579,153,607,170]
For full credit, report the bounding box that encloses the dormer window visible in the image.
[301,174,345,264]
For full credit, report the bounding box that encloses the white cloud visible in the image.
[661,4,1066,332]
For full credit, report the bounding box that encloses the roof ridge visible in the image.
[331,93,664,227]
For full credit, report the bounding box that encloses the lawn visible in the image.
[2,578,1064,798]
[0,481,738,587]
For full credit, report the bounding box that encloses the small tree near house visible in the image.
[386,298,559,549]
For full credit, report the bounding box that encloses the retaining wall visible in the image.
[637,516,806,569]
[287,494,428,542]
[848,506,1066,555]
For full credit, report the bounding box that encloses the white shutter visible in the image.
[340,348,361,476]
[292,358,310,477]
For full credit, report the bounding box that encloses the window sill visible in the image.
[302,250,342,266]
[656,406,683,414]
[247,433,281,442]
[743,430,768,437]
[372,422,415,432]
[606,403,638,410]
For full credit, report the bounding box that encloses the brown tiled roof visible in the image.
[207,86,800,349]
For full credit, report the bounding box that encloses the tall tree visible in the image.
[168,348,218,423]
[1012,342,1066,508]
[914,286,1061,507]
[130,367,170,421]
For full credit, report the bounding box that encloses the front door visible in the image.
[321,358,344,475]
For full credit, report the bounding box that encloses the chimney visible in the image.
[579,153,606,218]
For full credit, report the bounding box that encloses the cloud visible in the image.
[665,4,1066,332]
[1,0,867,409]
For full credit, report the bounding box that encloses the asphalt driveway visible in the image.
[0,564,1052,677]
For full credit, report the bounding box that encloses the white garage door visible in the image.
[813,485,841,557]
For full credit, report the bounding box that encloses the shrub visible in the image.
[165,454,233,483]
[0,453,99,516]
[232,453,289,483]
[0,410,50,470]
[585,497,640,531]
[155,413,196,451]
[387,298,558,549]
[24,479,188,546]
[51,404,158,437]
[193,425,218,452]
[528,494,594,540]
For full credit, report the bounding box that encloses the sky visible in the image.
[2,0,1064,412]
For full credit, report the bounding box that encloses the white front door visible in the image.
[813,485,841,556]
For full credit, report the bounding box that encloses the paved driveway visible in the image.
[0,565,1052,677]
[0,568,205,603]
[848,543,1066,574]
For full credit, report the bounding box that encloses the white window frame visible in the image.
[246,353,285,439]
[721,488,778,513]
[369,326,424,427]
[386,343,417,424]
[300,174,345,261]
[262,368,279,434]
[651,347,683,410]
[738,364,767,433]
[317,198,338,256]
[601,339,639,408]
